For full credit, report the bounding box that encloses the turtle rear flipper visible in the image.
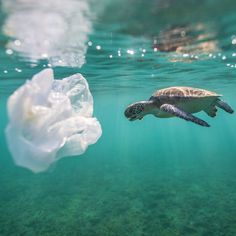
[204,105,218,117]
[160,104,210,127]
[216,100,234,114]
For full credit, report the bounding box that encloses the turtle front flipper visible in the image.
[160,104,210,127]
[216,99,234,114]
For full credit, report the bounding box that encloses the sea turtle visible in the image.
[124,86,234,127]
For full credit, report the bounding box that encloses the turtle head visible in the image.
[124,101,151,121]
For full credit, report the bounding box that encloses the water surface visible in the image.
[0,0,236,235]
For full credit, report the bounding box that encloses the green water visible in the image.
[1,0,236,235]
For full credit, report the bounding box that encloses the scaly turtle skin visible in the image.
[124,86,234,127]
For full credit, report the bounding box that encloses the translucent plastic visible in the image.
[5,69,102,173]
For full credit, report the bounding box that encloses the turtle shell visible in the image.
[151,86,221,99]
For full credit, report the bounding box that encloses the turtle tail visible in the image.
[216,99,234,114]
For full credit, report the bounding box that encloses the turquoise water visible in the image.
[1,0,236,235]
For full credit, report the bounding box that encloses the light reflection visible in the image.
[14,40,21,46]
[182,53,189,58]
[41,53,48,58]
[6,49,13,55]
[153,23,219,62]
[30,63,38,68]
[127,49,134,55]
[232,38,236,45]
[15,68,22,72]
[2,0,92,68]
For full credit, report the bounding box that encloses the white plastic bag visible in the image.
[5,69,102,173]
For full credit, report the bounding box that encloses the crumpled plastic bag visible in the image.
[5,69,102,173]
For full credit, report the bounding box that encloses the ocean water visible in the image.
[1,0,236,235]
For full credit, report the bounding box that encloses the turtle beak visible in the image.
[129,116,137,121]
[128,115,143,121]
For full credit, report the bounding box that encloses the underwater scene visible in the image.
[0,0,236,235]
